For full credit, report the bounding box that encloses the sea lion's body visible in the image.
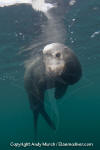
[24,43,82,136]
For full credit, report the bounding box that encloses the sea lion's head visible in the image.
[43,43,82,84]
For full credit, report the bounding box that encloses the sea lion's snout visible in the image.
[43,43,68,77]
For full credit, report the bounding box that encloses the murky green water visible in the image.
[0,0,100,149]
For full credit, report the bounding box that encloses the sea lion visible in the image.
[24,43,82,136]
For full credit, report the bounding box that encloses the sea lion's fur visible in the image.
[24,43,82,136]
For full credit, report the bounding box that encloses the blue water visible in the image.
[0,1,100,150]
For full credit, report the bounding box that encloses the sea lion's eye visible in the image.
[56,53,61,58]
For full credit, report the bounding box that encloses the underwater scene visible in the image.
[0,0,100,149]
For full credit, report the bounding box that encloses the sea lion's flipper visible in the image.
[55,83,68,99]
[32,109,39,137]
[39,106,56,130]
[28,92,55,137]
[28,93,41,137]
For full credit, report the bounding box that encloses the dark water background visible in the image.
[0,0,100,149]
